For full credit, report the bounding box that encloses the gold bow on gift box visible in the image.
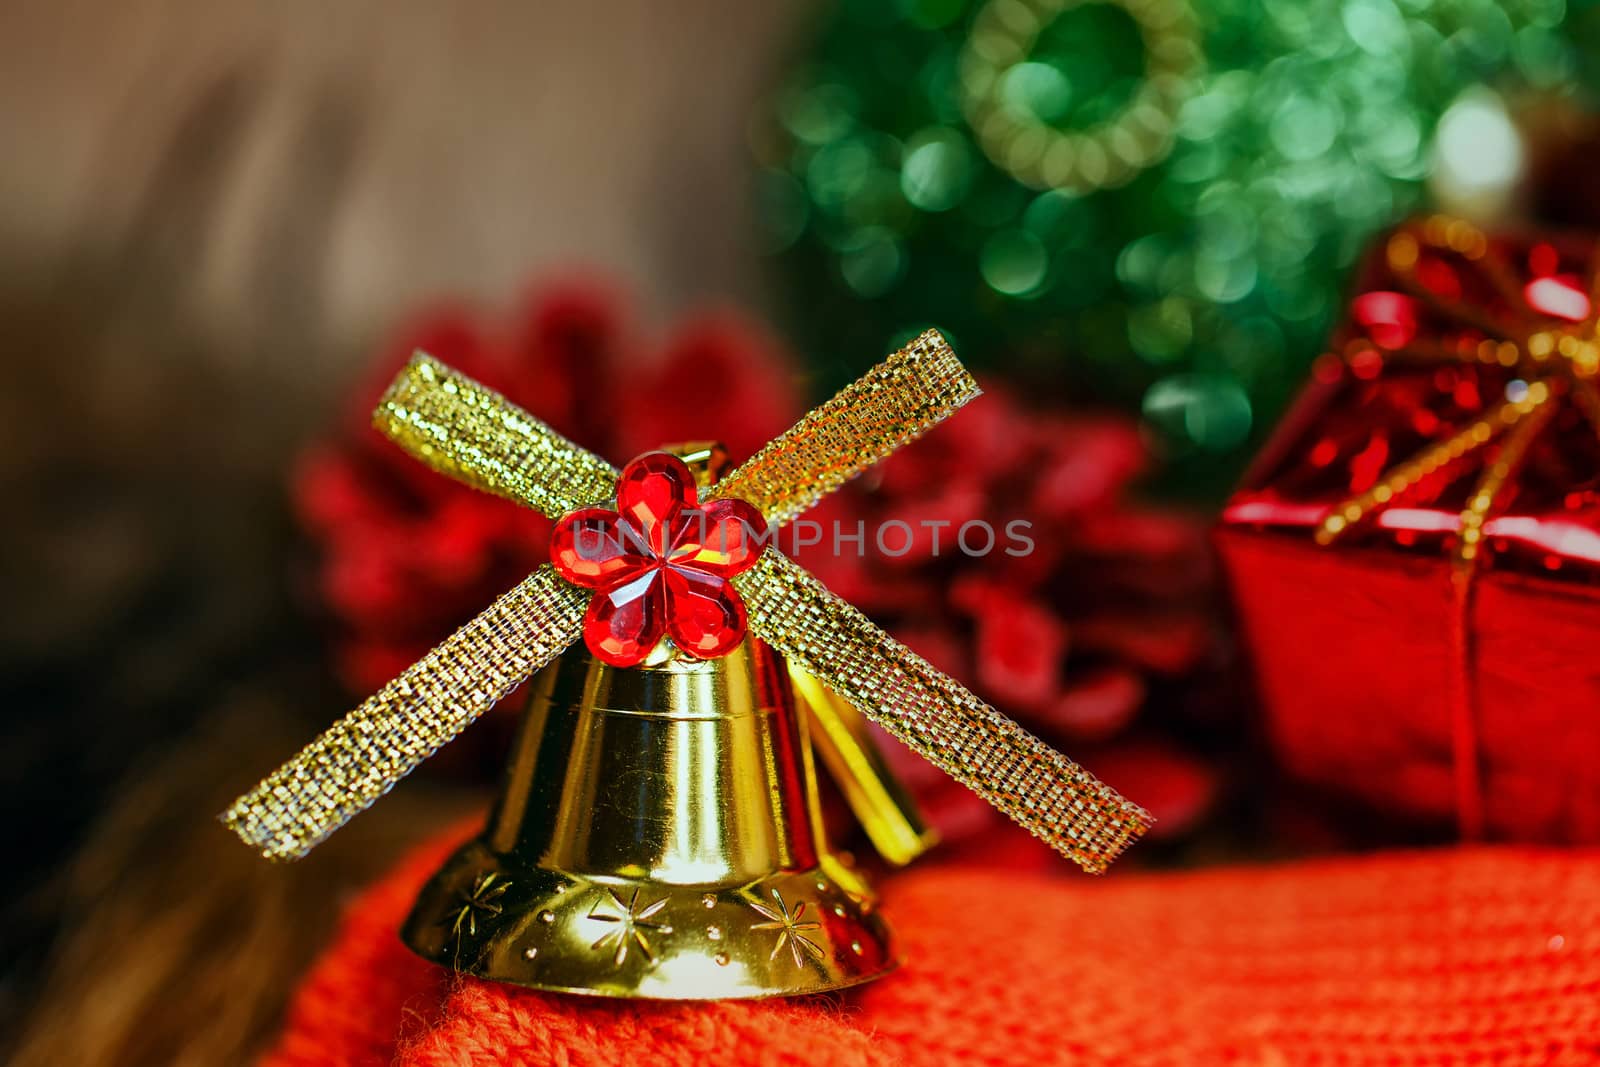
[222,329,1150,999]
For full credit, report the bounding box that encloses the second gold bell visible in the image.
[401,603,935,1000]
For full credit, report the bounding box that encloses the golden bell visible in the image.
[401,622,929,1000]
[400,442,935,999]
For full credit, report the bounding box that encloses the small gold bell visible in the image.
[401,443,928,999]
[401,638,901,998]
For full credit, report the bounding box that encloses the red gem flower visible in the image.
[550,452,768,667]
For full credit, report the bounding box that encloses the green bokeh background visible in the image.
[758,0,1600,496]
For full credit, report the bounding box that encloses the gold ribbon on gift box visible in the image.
[222,329,1151,874]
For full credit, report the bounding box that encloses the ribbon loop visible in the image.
[376,354,620,519]
[709,330,980,527]
[222,566,587,859]
[735,552,1152,874]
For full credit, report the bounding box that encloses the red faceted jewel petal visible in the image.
[550,507,652,588]
[663,566,748,659]
[583,568,667,667]
[616,452,698,556]
[667,498,768,577]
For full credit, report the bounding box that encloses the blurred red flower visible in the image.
[789,381,1227,848]
[293,278,804,693]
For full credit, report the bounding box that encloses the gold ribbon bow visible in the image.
[222,330,1152,872]
[1317,216,1600,564]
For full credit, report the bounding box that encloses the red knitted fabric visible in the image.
[262,831,1600,1066]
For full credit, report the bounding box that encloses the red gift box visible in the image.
[1217,215,1600,843]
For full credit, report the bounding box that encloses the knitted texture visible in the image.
[262,831,1600,1066]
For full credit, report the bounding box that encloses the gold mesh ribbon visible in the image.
[377,354,619,518]
[223,330,1150,870]
[737,553,1150,872]
[222,568,587,859]
[710,330,979,525]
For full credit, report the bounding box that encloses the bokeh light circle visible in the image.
[959,0,1202,194]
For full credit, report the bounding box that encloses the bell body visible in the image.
[401,638,896,999]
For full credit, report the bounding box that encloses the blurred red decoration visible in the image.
[293,279,803,693]
[1352,291,1419,350]
[1219,218,1600,843]
[790,381,1225,849]
[1525,276,1590,321]
[295,278,1226,851]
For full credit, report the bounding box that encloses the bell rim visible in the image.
[401,838,899,1001]
[442,958,901,1002]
